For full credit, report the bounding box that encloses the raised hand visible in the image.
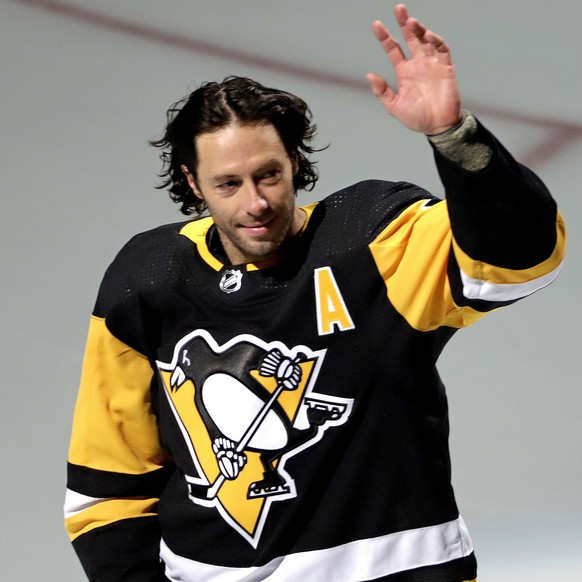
[367,4,462,135]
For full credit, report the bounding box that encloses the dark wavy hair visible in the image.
[150,76,322,216]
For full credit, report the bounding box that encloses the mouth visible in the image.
[241,217,276,237]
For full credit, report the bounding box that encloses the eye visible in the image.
[260,169,281,184]
[216,180,238,192]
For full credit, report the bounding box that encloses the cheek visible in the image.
[205,200,235,226]
[282,189,297,212]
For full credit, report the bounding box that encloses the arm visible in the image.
[65,267,174,581]
[366,4,565,329]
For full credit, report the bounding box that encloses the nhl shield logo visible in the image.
[219,269,243,293]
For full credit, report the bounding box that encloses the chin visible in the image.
[243,241,282,263]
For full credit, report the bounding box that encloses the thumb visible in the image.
[366,73,395,102]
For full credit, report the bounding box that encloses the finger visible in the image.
[398,4,451,62]
[408,19,437,58]
[396,5,443,60]
[366,73,387,97]
[371,20,406,68]
[366,73,396,108]
[395,5,425,57]
[424,30,452,65]
[393,4,409,28]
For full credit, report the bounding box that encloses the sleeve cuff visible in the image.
[428,110,493,172]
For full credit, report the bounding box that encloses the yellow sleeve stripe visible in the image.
[369,201,565,332]
[68,316,169,474]
[452,210,566,286]
[369,200,484,331]
[65,496,158,541]
[459,261,563,302]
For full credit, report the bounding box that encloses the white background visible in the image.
[1,1,581,579]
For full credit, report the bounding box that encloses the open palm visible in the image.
[367,4,461,135]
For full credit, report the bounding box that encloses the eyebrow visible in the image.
[210,159,284,183]
[210,173,239,183]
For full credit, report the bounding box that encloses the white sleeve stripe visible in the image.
[460,262,563,302]
[64,488,111,518]
[160,516,473,582]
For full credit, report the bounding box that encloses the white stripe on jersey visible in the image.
[160,515,473,582]
[460,262,563,302]
[64,488,110,518]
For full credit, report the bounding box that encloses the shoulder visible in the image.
[93,220,191,317]
[119,220,192,255]
[314,180,439,241]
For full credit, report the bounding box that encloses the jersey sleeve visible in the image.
[65,236,176,581]
[368,116,566,332]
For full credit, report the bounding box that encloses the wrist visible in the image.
[428,110,493,171]
[425,113,465,137]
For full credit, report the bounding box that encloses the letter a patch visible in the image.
[314,267,355,336]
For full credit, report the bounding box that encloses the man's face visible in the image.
[183,122,304,266]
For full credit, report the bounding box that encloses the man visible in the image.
[64,4,565,582]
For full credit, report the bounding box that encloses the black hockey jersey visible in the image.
[65,121,565,582]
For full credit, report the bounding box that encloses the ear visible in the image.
[181,164,203,200]
[289,153,299,176]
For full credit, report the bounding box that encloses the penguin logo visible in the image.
[219,269,243,293]
[156,330,353,546]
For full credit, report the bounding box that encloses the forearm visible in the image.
[71,513,168,581]
[428,110,492,172]
[429,112,563,270]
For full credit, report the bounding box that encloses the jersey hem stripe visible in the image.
[160,516,473,582]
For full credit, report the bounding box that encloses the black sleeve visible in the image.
[432,117,559,270]
[72,517,168,581]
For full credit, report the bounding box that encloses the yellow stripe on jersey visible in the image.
[68,316,169,474]
[452,210,566,287]
[180,217,223,271]
[65,497,159,541]
[369,201,565,332]
[369,200,484,332]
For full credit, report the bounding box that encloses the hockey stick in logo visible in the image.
[205,349,304,500]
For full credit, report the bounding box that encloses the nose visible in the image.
[242,182,269,216]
